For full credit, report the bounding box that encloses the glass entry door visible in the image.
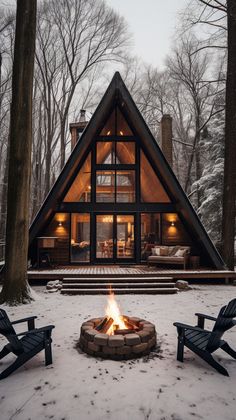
[95,214,135,262]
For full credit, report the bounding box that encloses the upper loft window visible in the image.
[99,106,133,137]
[140,151,170,203]
[96,141,135,165]
[63,153,91,202]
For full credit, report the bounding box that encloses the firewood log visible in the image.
[95,316,109,331]
[101,317,114,334]
[123,316,139,330]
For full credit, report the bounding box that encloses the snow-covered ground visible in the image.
[0,285,236,420]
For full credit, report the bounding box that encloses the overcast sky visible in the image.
[106,0,190,68]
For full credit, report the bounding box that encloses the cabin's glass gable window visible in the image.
[100,106,133,136]
[116,170,135,202]
[54,104,193,264]
[96,171,115,202]
[63,153,91,202]
[140,151,170,203]
[96,141,135,165]
[71,213,90,262]
[95,170,135,203]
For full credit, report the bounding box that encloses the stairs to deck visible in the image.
[61,276,178,295]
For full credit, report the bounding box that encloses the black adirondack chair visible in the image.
[173,298,236,376]
[0,308,55,380]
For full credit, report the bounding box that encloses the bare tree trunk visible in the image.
[221,0,236,270]
[0,0,37,304]
[0,139,9,243]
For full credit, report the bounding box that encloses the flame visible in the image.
[105,287,128,335]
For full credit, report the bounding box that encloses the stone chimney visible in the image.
[160,114,173,167]
[69,109,88,151]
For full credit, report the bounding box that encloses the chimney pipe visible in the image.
[69,109,88,151]
[160,114,173,167]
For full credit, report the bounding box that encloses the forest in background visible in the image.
[0,0,229,257]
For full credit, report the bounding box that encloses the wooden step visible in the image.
[61,282,176,289]
[62,273,173,278]
[62,276,174,284]
[61,287,178,295]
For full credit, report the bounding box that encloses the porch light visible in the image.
[171,221,175,227]
[58,221,63,227]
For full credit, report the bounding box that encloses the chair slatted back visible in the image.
[206,299,236,352]
[0,309,24,355]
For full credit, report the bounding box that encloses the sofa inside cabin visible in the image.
[145,245,191,269]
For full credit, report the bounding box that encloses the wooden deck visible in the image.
[27,265,236,282]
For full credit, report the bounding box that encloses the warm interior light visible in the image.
[88,185,91,190]
[102,215,113,223]
[107,130,111,135]
[71,239,75,245]
[171,221,175,227]
[119,130,124,136]
[58,221,63,227]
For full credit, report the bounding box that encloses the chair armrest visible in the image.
[12,316,37,331]
[195,313,217,321]
[195,313,217,328]
[11,316,37,325]
[15,325,55,337]
[173,322,208,333]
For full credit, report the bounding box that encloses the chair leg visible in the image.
[27,318,35,330]
[203,353,229,376]
[221,342,236,359]
[0,346,11,360]
[0,355,27,380]
[177,337,184,362]
[45,339,52,366]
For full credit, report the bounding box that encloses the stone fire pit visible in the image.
[79,316,156,360]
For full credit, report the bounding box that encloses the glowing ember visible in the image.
[105,288,128,335]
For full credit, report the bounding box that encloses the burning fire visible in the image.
[105,288,128,335]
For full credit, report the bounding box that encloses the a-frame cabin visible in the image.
[29,72,224,270]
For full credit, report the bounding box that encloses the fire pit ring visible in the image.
[79,316,157,360]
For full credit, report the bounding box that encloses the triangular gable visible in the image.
[29,72,225,269]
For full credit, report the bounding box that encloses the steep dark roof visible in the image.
[29,72,225,269]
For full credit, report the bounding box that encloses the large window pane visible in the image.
[64,153,91,202]
[96,141,135,165]
[116,170,135,202]
[116,215,134,259]
[140,151,170,203]
[71,214,90,262]
[116,142,135,164]
[162,213,191,245]
[96,215,114,258]
[141,213,160,261]
[96,142,115,164]
[96,171,115,202]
